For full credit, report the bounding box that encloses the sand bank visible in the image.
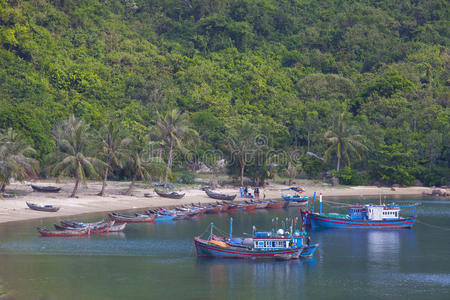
[0,179,432,224]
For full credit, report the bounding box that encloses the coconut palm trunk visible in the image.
[0,183,5,193]
[165,138,174,182]
[99,167,109,196]
[126,172,137,196]
[71,177,80,198]
[99,158,111,196]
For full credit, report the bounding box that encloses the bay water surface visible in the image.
[0,196,449,299]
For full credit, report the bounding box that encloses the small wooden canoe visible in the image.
[37,227,87,237]
[204,188,236,201]
[31,185,61,193]
[109,212,156,223]
[204,205,222,214]
[244,203,257,211]
[60,219,105,228]
[27,202,60,212]
[109,223,127,232]
[253,201,269,209]
[267,200,285,208]
[154,189,185,199]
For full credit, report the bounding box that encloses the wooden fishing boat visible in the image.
[26,202,60,212]
[204,188,236,201]
[194,219,318,259]
[252,200,269,209]
[60,219,105,228]
[54,224,85,231]
[109,212,156,223]
[154,189,185,199]
[31,185,61,193]
[204,205,222,214]
[267,200,285,208]
[109,223,127,232]
[37,227,87,237]
[300,193,418,229]
[282,194,308,206]
[244,203,257,211]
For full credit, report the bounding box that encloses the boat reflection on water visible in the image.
[195,257,317,297]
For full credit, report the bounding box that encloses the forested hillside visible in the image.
[0,0,448,186]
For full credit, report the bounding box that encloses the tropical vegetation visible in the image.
[0,0,448,188]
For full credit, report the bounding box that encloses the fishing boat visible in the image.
[203,188,237,201]
[194,218,318,259]
[154,189,185,199]
[251,200,269,209]
[37,227,87,237]
[204,204,222,214]
[266,200,285,208]
[60,219,105,228]
[281,187,308,206]
[109,223,127,232]
[55,221,112,234]
[31,185,61,193]
[300,193,418,229]
[26,202,60,212]
[109,212,156,223]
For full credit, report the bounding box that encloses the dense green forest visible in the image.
[0,0,448,187]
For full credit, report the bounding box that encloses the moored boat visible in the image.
[109,212,156,223]
[194,219,318,259]
[154,189,185,199]
[203,188,237,201]
[26,202,60,212]
[31,185,61,193]
[300,193,418,229]
[109,223,127,232]
[266,200,285,208]
[37,227,87,237]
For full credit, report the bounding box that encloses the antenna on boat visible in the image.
[229,217,233,239]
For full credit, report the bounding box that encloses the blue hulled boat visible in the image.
[300,193,417,229]
[281,186,308,207]
[194,218,318,260]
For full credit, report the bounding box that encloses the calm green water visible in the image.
[1,196,450,300]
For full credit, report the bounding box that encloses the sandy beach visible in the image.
[0,179,433,224]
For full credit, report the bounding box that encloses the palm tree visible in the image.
[223,121,255,187]
[324,113,368,171]
[50,116,105,197]
[0,128,39,193]
[154,109,198,181]
[97,120,131,196]
[124,136,165,196]
[286,163,299,186]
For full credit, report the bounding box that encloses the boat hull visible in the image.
[194,238,302,259]
[267,201,285,208]
[284,200,308,207]
[300,210,416,229]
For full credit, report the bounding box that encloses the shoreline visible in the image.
[0,180,435,225]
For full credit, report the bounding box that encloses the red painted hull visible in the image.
[267,201,285,208]
[204,206,221,214]
[245,204,257,211]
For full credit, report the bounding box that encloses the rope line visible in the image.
[415,219,450,231]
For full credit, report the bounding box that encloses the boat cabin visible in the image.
[252,231,306,250]
[348,204,400,221]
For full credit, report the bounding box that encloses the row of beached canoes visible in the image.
[36,199,290,236]
[37,220,127,237]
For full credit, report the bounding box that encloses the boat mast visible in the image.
[210,222,213,239]
[311,192,316,212]
[229,217,233,239]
